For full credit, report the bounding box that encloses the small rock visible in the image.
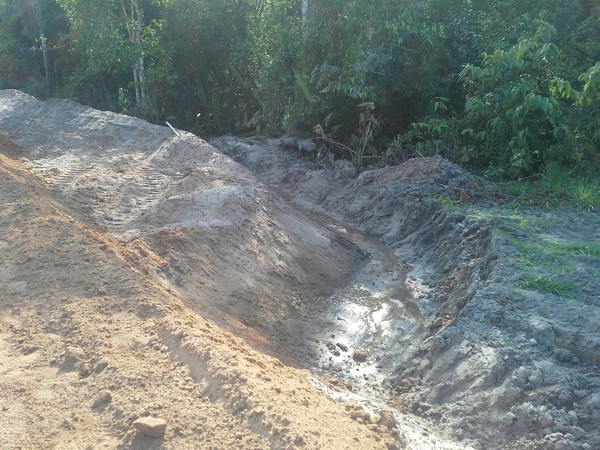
[429,335,446,356]
[378,409,397,429]
[567,410,579,426]
[529,319,555,349]
[547,432,564,441]
[554,348,576,363]
[512,366,531,387]
[399,378,413,390]
[502,412,516,425]
[558,389,574,403]
[568,426,585,440]
[352,350,368,363]
[79,363,92,378]
[369,413,382,424]
[385,441,401,450]
[573,390,587,399]
[336,343,348,352]
[133,417,167,438]
[92,391,112,409]
[587,393,600,410]
[528,369,544,387]
[64,346,86,364]
[94,359,109,374]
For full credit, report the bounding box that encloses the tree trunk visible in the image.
[132,0,147,107]
[120,0,147,108]
[133,67,140,106]
[32,0,52,95]
[302,0,309,23]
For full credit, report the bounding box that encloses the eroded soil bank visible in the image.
[0,90,598,449]
[211,136,600,450]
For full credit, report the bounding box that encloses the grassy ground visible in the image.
[497,163,600,211]
[442,169,600,301]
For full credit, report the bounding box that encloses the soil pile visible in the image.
[0,90,401,449]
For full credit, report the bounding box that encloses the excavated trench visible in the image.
[266,199,427,393]
[0,90,507,449]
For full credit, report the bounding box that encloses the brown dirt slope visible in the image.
[0,91,400,449]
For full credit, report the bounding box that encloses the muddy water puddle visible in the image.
[316,220,425,390]
[280,195,427,396]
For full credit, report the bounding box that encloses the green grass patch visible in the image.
[495,164,600,211]
[516,275,576,297]
[559,241,600,258]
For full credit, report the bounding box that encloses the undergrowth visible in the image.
[496,163,600,211]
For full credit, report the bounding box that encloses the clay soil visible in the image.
[1,90,599,450]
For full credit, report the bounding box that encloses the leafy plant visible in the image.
[457,24,574,178]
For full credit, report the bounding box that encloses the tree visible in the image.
[155,0,254,132]
[302,0,308,23]
[30,0,52,94]
[119,0,147,108]
[0,0,67,96]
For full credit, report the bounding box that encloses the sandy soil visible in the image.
[1,89,599,450]
[0,90,402,449]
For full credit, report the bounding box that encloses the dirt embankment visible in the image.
[212,136,600,450]
[0,90,598,450]
[0,90,401,450]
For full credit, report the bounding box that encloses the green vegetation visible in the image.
[560,241,600,258]
[0,1,598,183]
[464,203,600,299]
[496,164,600,210]
[515,275,576,298]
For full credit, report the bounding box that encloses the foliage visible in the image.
[492,162,600,210]
[0,0,69,95]
[154,0,255,133]
[0,0,598,179]
[410,22,599,179]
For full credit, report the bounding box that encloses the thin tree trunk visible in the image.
[32,0,52,95]
[302,0,309,23]
[132,0,147,107]
[133,67,140,105]
[120,0,146,108]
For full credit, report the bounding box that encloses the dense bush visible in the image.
[0,0,598,178]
